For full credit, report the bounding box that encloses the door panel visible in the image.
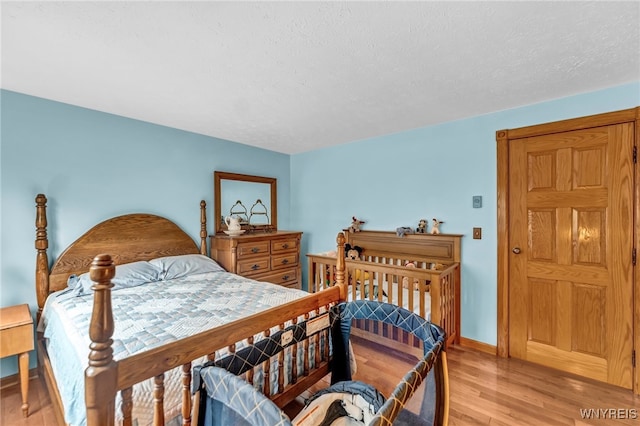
[509,123,634,388]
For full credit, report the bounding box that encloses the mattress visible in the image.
[38,270,310,426]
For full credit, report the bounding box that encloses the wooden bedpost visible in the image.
[200,200,207,256]
[336,232,346,301]
[85,254,117,426]
[35,194,50,321]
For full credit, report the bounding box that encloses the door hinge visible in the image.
[633,350,636,368]
[633,248,637,266]
[634,146,637,164]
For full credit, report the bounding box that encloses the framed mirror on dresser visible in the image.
[214,171,278,234]
[211,171,303,290]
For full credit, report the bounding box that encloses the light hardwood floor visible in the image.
[2,339,640,425]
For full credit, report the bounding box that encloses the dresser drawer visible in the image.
[237,258,270,275]
[237,241,270,258]
[259,268,298,287]
[271,238,298,253]
[271,253,298,270]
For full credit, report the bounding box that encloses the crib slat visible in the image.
[330,264,336,290]
[431,275,442,327]
[408,276,414,314]
[246,337,254,384]
[355,267,366,333]
[291,317,298,384]
[263,329,271,397]
[350,267,356,302]
[314,309,321,368]
[322,327,329,361]
[227,343,238,384]
[381,274,390,339]
[420,278,426,318]
[121,387,133,426]
[181,363,191,426]
[323,316,330,361]
[303,314,310,376]
[312,265,317,292]
[278,324,285,395]
[442,274,449,335]
[444,272,454,341]
[153,374,165,426]
[397,273,404,308]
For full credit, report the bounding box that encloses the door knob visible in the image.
[512,247,521,254]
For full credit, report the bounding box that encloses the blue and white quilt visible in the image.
[39,270,309,426]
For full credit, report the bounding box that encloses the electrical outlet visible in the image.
[473,227,482,239]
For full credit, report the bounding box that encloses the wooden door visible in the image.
[508,123,634,388]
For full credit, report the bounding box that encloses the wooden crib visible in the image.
[308,230,462,347]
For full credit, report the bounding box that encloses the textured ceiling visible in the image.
[2,1,639,154]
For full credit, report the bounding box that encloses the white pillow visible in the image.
[149,254,225,280]
[67,260,162,296]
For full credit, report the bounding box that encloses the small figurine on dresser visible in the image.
[431,218,444,234]
[416,218,428,234]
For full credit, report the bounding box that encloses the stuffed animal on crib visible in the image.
[430,218,444,234]
[416,219,428,234]
[344,243,371,283]
[348,216,365,233]
[402,261,420,290]
[396,226,415,237]
[344,243,363,260]
[431,262,447,271]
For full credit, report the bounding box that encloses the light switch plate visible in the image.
[473,195,482,208]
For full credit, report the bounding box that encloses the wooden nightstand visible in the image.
[0,304,34,417]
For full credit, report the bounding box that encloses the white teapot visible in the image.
[225,215,242,231]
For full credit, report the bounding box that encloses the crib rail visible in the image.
[86,254,341,426]
[307,253,460,347]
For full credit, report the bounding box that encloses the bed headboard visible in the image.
[344,230,462,264]
[35,194,207,315]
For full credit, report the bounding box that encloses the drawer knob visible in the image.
[282,259,289,265]
[251,264,260,270]
[282,275,290,281]
[283,243,289,249]
[251,247,259,253]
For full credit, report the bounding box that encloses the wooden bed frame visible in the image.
[307,230,462,348]
[34,194,347,426]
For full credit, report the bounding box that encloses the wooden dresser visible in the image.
[210,231,303,290]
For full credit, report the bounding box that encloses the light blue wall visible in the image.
[0,90,292,377]
[1,82,638,378]
[290,81,640,346]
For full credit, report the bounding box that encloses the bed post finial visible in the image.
[336,232,346,301]
[35,194,50,321]
[200,200,208,256]
[85,254,117,426]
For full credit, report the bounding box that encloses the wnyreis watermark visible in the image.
[579,408,638,420]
